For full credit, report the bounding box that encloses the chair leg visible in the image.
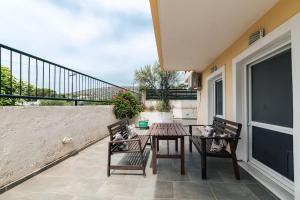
[201,139,207,179]
[107,144,111,177]
[231,153,240,180]
[189,137,192,153]
[229,141,240,180]
[189,125,193,153]
[140,151,146,177]
[201,153,207,179]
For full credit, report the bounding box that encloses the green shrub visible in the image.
[156,101,171,112]
[113,91,143,119]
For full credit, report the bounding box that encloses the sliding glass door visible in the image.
[248,47,294,182]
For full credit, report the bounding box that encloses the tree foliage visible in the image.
[134,62,182,111]
[134,62,181,91]
[0,66,60,106]
[0,66,21,105]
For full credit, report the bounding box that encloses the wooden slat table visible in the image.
[148,123,189,174]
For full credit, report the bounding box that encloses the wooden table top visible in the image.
[148,123,189,137]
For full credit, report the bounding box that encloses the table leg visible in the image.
[180,136,185,175]
[152,137,157,174]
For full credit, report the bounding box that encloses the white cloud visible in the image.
[0,0,111,46]
[66,0,151,16]
[0,0,157,85]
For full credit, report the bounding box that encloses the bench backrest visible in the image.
[107,119,129,142]
[212,117,242,148]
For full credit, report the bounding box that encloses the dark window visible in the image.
[252,126,294,181]
[215,79,223,116]
[251,49,293,128]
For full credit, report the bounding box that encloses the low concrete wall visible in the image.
[0,106,118,188]
[140,112,173,125]
[145,100,197,119]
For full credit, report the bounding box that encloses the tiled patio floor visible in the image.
[0,124,278,200]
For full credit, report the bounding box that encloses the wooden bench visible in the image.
[189,117,242,180]
[107,119,150,176]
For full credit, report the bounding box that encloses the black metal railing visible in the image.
[146,89,197,100]
[0,43,140,104]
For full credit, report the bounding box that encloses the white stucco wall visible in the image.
[145,100,197,119]
[140,112,173,125]
[0,106,118,188]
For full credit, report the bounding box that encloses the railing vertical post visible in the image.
[82,75,84,100]
[100,82,102,100]
[97,81,100,101]
[36,59,38,96]
[42,62,44,97]
[59,68,61,96]
[75,73,77,99]
[78,74,80,100]
[80,75,82,100]
[28,56,30,96]
[67,70,69,98]
[10,50,13,95]
[85,76,87,100]
[19,54,22,96]
[71,71,73,99]
[63,69,65,98]
[0,47,1,95]
[88,78,90,100]
[48,64,51,97]
[93,79,95,100]
[54,66,56,97]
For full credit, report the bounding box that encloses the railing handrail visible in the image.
[146,88,197,100]
[0,43,140,104]
[0,43,137,93]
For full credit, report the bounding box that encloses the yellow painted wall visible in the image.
[198,0,300,124]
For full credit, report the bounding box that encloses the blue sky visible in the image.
[0,0,157,86]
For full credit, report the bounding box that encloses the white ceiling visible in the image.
[157,0,279,71]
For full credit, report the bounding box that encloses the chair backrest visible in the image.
[212,117,242,148]
[107,119,129,141]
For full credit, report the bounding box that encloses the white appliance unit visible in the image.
[186,72,200,90]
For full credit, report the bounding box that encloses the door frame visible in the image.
[232,13,300,198]
[206,66,225,124]
[246,44,294,189]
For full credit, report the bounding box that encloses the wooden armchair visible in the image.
[188,117,242,179]
[107,119,150,176]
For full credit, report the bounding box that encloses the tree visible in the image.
[0,66,35,105]
[134,64,158,91]
[134,62,181,91]
[0,67,20,105]
[134,62,182,111]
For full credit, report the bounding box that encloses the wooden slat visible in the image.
[149,123,188,137]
